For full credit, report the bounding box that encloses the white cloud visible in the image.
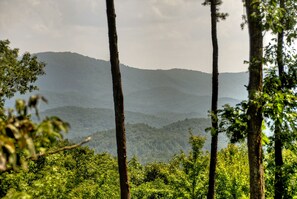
[0,0,249,72]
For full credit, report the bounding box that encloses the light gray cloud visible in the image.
[0,0,249,72]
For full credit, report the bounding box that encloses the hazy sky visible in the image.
[0,0,249,73]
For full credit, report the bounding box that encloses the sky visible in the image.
[0,0,249,73]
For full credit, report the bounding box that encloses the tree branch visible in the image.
[30,136,92,160]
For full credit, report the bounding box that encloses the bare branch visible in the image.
[30,137,92,160]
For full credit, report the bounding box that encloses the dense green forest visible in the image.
[1,137,296,198]
[0,139,249,198]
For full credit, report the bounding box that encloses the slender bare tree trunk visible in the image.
[245,0,265,198]
[207,0,219,198]
[274,0,285,198]
[105,1,130,198]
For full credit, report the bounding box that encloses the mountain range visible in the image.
[6,52,248,161]
[18,51,248,113]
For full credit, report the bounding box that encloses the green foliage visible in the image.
[265,148,297,198]
[132,162,175,198]
[0,40,45,108]
[218,1,297,196]
[218,67,296,145]
[263,67,297,139]
[216,144,249,199]
[0,135,256,198]
[174,135,209,198]
[0,96,68,171]
[262,0,297,39]
[202,0,229,22]
[0,143,120,198]
[130,134,210,199]
[218,66,296,197]
[218,101,248,143]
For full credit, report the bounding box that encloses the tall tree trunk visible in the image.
[245,0,265,198]
[207,0,219,198]
[105,1,130,198]
[274,127,284,199]
[274,0,285,198]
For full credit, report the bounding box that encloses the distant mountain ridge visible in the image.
[28,52,248,113]
[4,51,248,161]
[7,51,248,115]
[39,106,182,138]
[39,52,247,98]
[74,118,228,163]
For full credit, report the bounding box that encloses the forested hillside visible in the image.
[73,118,228,163]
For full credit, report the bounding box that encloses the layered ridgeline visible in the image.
[9,52,247,113]
[73,118,228,163]
[41,107,227,163]
[6,52,248,161]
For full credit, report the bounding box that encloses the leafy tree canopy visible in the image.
[0,96,69,171]
[0,40,45,109]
